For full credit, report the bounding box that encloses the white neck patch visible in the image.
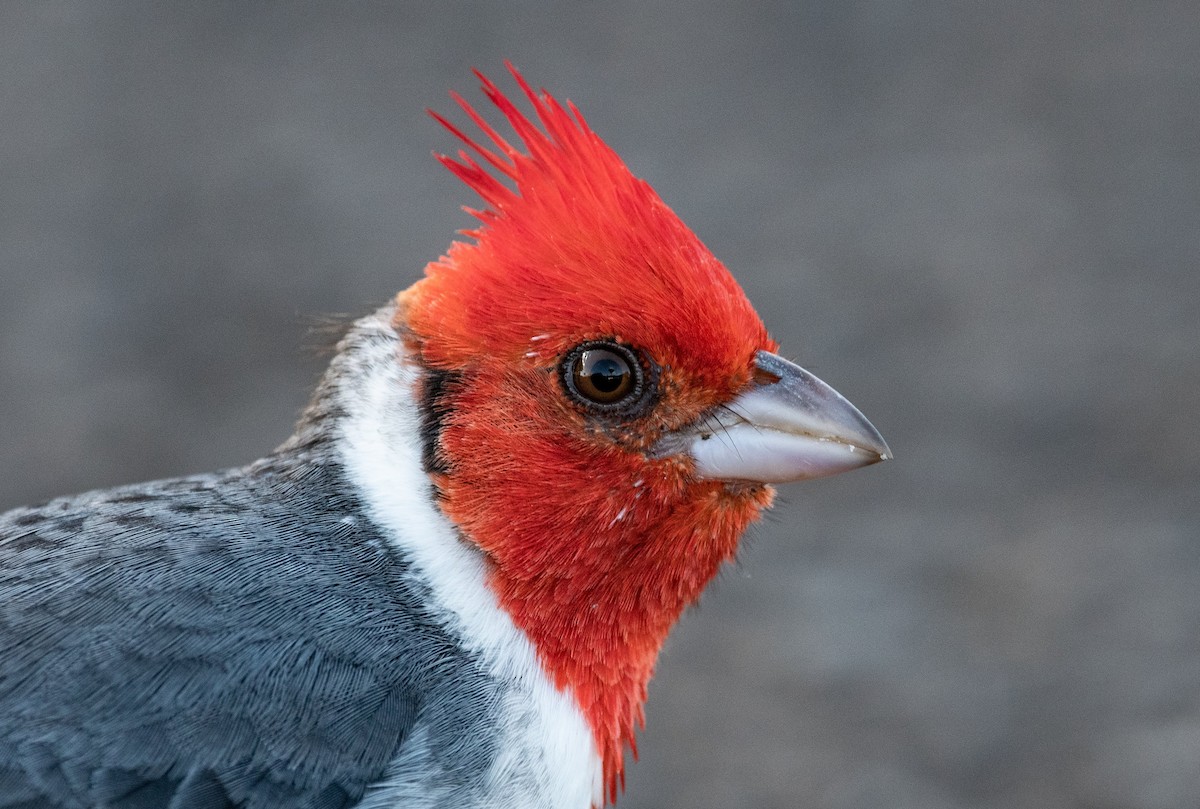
[331,306,602,809]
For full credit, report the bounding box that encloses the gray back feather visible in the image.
[0,448,501,808]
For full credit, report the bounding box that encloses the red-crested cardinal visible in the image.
[0,66,889,809]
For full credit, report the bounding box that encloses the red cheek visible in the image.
[432,373,772,800]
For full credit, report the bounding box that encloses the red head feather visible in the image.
[399,64,777,804]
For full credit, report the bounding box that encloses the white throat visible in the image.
[328,305,602,809]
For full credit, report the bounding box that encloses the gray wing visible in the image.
[0,455,470,809]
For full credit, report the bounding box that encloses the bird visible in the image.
[0,65,890,809]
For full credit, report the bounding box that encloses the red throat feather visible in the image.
[401,64,776,805]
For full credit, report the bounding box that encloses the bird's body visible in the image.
[0,68,889,808]
[1,308,599,808]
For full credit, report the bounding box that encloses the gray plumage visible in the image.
[0,392,501,807]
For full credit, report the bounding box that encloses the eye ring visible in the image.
[561,341,646,411]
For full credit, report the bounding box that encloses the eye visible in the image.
[562,341,645,410]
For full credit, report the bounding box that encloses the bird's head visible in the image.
[395,65,890,801]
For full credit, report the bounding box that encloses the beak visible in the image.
[663,351,892,484]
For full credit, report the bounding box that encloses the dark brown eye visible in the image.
[562,341,644,410]
[573,348,633,403]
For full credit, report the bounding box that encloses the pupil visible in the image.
[589,358,624,392]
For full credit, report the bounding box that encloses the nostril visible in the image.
[751,366,782,386]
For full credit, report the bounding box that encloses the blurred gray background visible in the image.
[2,2,1198,807]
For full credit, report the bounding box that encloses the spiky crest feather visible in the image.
[399,65,776,805]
